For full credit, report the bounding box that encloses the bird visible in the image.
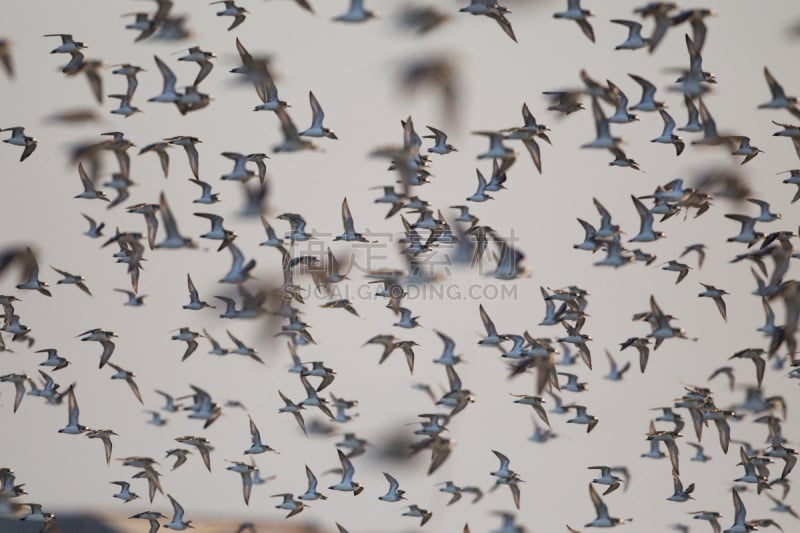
[78,328,118,368]
[107,362,143,403]
[211,1,249,30]
[81,213,105,238]
[109,94,140,118]
[194,212,237,251]
[51,266,91,296]
[328,448,363,495]
[182,274,213,310]
[567,404,599,433]
[35,348,70,371]
[189,178,220,204]
[553,0,595,42]
[0,38,14,78]
[378,472,406,502]
[87,429,119,465]
[698,283,729,321]
[174,436,214,472]
[667,471,695,502]
[459,0,516,43]
[114,288,146,306]
[1,126,37,161]
[58,385,87,434]
[424,126,457,154]
[45,33,86,53]
[164,448,190,470]
[334,0,375,23]
[588,466,623,495]
[164,136,201,178]
[225,460,255,505]
[611,19,648,50]
[335,198,369,242]
[299,91,337,139]
[403,504,433,526]
[273,493,306,518]
[630,195,664,242]
[278,390,308,436]
[245,415,277,454]
[110,481,139,503]
[662,260,691,284]
[155,192,196,249]
[163,494,192,530]
[604,350,631,381]
[139,142,171,178]
[178,46,215,86]
[651,109,685,155]
[149,56,181,103]
[729,136,764,165]
[758,67,800,114]
[585,483,631,527]
[299,465,326,501]
[582,97,621,150]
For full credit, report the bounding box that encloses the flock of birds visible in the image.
[1,0,800,532]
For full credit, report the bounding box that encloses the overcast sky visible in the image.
[1,1,800,532]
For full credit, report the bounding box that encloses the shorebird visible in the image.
[298,91,337,139]
[278,390,308,436]
[589,466,623,495]
[553,0,595,42]
[566,404,599,433]
[333,0,375,22]
[0,38,13,78]
[87,428,119,464]
[630,195,664,242]
[245,415,277,454]
[273,493,306,518]
[149,56,181,103]
[178,46,215,86]
[78,328,117,368]
[115,288,146,306]
[651,109,685,155]
[51,266,91,296]
[58,385,88,434]
[175,436,214,472]
[585,483,632,527]
[163,494,192,530]
[759,67,800,113]
[378,472,406,502]
[329,448,364,495]
[111,481,139,503]
[667,471,695,502]
[156,192,196,249]
[165,136,201,178]
[459,0,516,42]
[212,1,248,30]
[194,212,237,251]
[729,136,764,165]
[36,348,70,371]
[189,178,219,204]
[335,198,369,242]
[425,126,457,154]
[1,127,37,161]
[698,284,729,321]
[139,142,171,178]
[107,362,143,403]
[611,19,648,50]
[81,213,105,238]
[582,98,621,150]
[299,465,326,501]
[403,504,433,526]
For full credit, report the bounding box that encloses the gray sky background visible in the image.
[2,1,800,532]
